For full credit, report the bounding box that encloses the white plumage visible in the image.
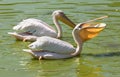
[28,36,75,54]
[13,18,57,37]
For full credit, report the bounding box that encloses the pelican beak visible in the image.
[79,22,106,42]
[56,12,75,28]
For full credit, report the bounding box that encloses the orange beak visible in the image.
[79,22,106,42]
[56,12,76,28]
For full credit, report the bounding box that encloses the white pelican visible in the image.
[23,22,106,60]
[8,10,75,41]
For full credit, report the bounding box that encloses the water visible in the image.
[0,0,120,77]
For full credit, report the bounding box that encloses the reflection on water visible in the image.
[0,0,120,77]
[25,59,78,77]
[19,58,104,77]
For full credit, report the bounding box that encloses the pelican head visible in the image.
[52,10,75,28]
[70,22,106,56]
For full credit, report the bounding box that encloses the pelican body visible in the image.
[23,22,106,60]
[8,10,75,41]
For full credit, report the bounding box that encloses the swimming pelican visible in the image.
[8,10,75,41]
[23,22,106,60]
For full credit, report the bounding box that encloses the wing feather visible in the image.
[29,36,76,54]
[13,18,57,37]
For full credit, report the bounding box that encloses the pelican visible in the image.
[8,10,75,41]
[23,22,106,60]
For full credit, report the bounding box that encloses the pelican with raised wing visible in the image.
[8,10,75,41]
[23,22,106,60]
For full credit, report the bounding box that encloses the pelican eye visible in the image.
[78,23,84,28]
[75,23,84,30]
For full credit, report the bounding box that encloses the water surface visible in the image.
[0,0,120,77]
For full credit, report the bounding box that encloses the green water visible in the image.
[0,0,120,77]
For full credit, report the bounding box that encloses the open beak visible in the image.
[79,22,106,42]
[57,12,76,28]
[57,12,107,29]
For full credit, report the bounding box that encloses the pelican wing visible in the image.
[28,36,76,54]
[13,18,57,37]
